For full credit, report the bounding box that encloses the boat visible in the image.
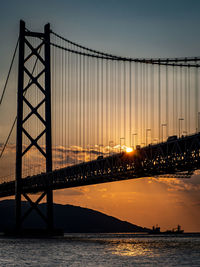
[163,224,184,234]
[150,225,161,234]
[150,224,184,234]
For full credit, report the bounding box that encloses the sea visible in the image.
[0,233,200,266]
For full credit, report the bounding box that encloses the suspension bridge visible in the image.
[0,20,200,234]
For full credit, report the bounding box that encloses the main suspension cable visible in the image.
[0,38,19,106]
[50,42,200,67]
[0,46,41,160]
[50,31,200,65]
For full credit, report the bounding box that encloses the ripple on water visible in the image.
[0,234,199,266]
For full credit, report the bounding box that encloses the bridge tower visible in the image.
[16,20,53,233]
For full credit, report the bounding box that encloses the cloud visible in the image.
[98,188,107,192]
[0,143,103,177]
[174,201,185,207]
[192,201,200,207]
[55,188,85,196]
[151,173,200,193]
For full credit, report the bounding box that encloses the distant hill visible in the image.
[0,200,149,233]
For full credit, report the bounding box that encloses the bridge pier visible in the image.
[46,189,54,232]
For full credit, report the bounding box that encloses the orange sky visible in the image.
[1,143,200,232]
[51,174,200,232]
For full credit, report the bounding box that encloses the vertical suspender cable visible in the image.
[158,62,161,142]
[195,67,198,131]
[61,38,64,167]
[129,61,132,147]
[91,57,94,157]
[75,51,78,163]
[87,56,89,160]
[180,66,183,126]
[67,45,70,165]
[83,54,86,161]
[145,64,148,145]
[175,65,178,135]
[124,61,126,146]
[97,59,99,150]
[106,60,108,149]
[114,60,116,147]
[188,66,190,133]
[64,39,67,165]
[101,58,104,150]
[89,57,92,160]
[143,63,145,144]
[79,54,82,160]
[83,55,85,161]
[172,65,175,134]
[55,40,57,168]
[151,63,154,142]
[135,62,138,146]
[119,61,122,147]
[140,63,143,144]
[166,64,168,137]
[109,60,112,148]
[184,64,187,134]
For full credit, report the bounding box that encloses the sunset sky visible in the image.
[1,0,200,232]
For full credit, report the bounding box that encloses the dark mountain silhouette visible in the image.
[0,200,149,233]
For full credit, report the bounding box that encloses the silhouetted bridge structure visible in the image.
[0,20,200,234]
[0,132,200,199]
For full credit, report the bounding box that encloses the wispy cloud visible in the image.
[151,173,200,193]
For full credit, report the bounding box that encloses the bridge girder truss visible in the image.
[1,133,200,198]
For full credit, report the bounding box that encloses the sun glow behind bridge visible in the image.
[126,147,133,153]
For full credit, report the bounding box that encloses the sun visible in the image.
[126,147,133,153]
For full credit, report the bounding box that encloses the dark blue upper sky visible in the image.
[0,0,200,75]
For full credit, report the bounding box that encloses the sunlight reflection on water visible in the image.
[104,236,200,266]
[0,234,200,266]
[109,241,150,257]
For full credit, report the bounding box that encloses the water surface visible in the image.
[0,233,199,266]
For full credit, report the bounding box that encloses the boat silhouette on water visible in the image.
[150,224,184,234]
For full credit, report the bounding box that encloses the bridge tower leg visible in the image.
[15,20,53,234]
